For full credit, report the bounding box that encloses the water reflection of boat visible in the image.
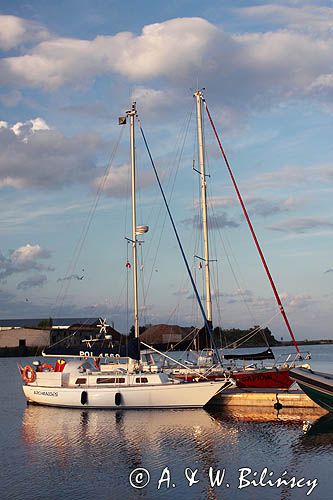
[295,412,333,458]
[21,403,331,499]
[21,406,242,499]
[21,405,239,463]
[209,405,326,423]
[21,403,325,451]
[303,412,333,436]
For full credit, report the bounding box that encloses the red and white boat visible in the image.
[158,348,307,389]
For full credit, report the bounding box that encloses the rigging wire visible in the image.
[222,311,281,350]
[138,118,222,365]
[204,98,300,355]
[54,125,125,315]
[171,108,203,331]
[193,95,282,349]
[126,240,130,335]
[139,242,147,325]
[109,141,133,337]
[207,182,266,326]
[163,326,199,352]
[46,320,93,349]
[191,117,204,325]
[206,179,274,348]
[142,104,195,311]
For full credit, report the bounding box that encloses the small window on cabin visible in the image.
[136,377,148,383]
[96,377,125,384]
[19,339,26,347]
[75,378,87,385]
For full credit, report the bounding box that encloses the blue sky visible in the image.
[0,0,333,341]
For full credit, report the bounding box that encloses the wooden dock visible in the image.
[215,388,326,409]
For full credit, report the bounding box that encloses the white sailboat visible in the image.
[21,102,234,409]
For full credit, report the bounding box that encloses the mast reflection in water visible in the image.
[17,404,332,499]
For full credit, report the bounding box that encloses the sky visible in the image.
[0,0,333,341]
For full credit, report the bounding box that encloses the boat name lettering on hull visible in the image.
[33,390,58,397]
[79,351,120,358]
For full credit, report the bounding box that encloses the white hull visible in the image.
[23,380,232,409]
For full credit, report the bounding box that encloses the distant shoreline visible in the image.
[1,340,332,357]
[278,340,333,346]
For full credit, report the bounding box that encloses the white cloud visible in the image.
[208,194,304,217]
[0,176,28,189]
[92,163,155,198]
[92,164,129,198]
[207,196,236,208]
[279,292,314,311]
[11,244,51,263]
[131,87,176,117]
[255,165,306,189]
[0,119,101,189]
[268,216,333,233]
[0,243,53,282]
[17,273,47,290]
[111,18,219,80]
[308,73,333,94]
[0,18,218,89]
[0,37,100,89]
[182,212,240,230]
[245,196,304,217]
[254,164,333,189]
[0,117,50,136]
[11,117,50,137]
[0,117,159,195]
[1,12,332,114]
[0,15,50,50]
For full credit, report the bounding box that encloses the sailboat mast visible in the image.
[194,90,213,327]
[127,102,140,339]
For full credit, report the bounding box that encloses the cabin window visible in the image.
[97,378,115,384]
[96,377,125,384]
[75,378,87,385]
[136,377,148,383]
[19,339,26,347]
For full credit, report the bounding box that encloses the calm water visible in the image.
[1,345,333,500]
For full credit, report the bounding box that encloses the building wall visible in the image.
[0,328,50,348]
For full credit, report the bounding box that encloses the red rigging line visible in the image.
[203,98,301,355]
